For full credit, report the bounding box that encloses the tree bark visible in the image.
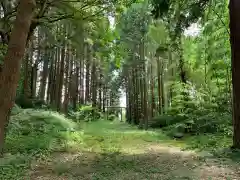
[39,52,49,101]
[47,51,54,103]
[150,62,155,117]
[157,57,162,114]
[57,46,65,111]
[85,44,91,104]
[103,85,106,113]
[63,48,72,114]
[98,68,103,111]
[79,56,84,105]
[143,70,148,130]
[91,59,97,110]
[31,62,38,98]
[31,30,40,99]
[50,48,58,107]
[160,59,165,114]
[54,47,61,110]
[72,62,79,111]
[22,46,32,100]
[229,0,240,148]
[132,67,137,124]
[0,0,36,156]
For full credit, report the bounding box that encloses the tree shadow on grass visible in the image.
[30,147,240,180]
[210,147,240,164]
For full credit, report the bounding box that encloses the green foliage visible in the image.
[108,114,117,121]
[15,96,47,109]
[149,114,186,128]
[0,112,237,179]
[0,153,30,180]
[150,78,232,138]
[7,110,78,153]
[69,105,103,121]
[116,1,151,55]
[15,96,34,108]
[1,109,80,180]
[154,102,232,139]
[151,0,210,34]
[11,104,22,116]
[1,0,237,178]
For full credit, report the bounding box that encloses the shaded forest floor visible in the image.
[1,109,240,179]
[29,121,240,180]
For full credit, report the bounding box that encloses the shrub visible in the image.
[15,96,46,109]
[32,99,46,108]
[107,114,116,121]
[69,105,103,121]
[11,104,22,115]
[160,111,232,138]
[1,109,81,180]
[149,114,186,128]
[148,82,232,137]
[15,95,34,108]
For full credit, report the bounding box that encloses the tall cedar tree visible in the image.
[0,0,36,155]
[229,0,240,148]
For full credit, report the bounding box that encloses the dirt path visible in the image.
[29,141,240,180]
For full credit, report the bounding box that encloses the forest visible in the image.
[0,0,240,179]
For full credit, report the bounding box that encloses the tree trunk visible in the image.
[98,70,102,111]
[168,48,174,107]
[50,48,58,107]
[150,62,155,117]
[57,46,65,111]
[126,69,132,123]
[31,63,38,98]
[39,52,49,101]
[0,0,35,156]
[103,85,106,113]
[85,44,91,103]
[160,59,165,114]
[168,48,173,108]
[157,57,162,114]
[22,47,32,100]
[54,47,61,110]
[47,52,54,103]
[229,0,240,148]
[31,30,40,99]
[91,59,97,110]
[132,67,137,124]
[143,69,148,130]
[79,56,84,105]
[139,65,144,128]
[72,62,79,111]
[63,48,72,114]
[178,39,187,84]
[126,80,131,123]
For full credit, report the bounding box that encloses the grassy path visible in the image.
[28,121,240,180]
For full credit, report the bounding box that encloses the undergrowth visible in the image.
[1,108,81,180]
[0,105,238,179]
[1,107,167,179]
[148,82,233,151]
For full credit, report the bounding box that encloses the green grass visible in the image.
[0,109,239,180]
[1,109,81,180]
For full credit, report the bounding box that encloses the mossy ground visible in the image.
[1,109,240,180]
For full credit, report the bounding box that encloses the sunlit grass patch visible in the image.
[1,109,83,180]
[1,110,238,180]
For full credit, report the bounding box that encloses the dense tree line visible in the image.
[0,0,129,155]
